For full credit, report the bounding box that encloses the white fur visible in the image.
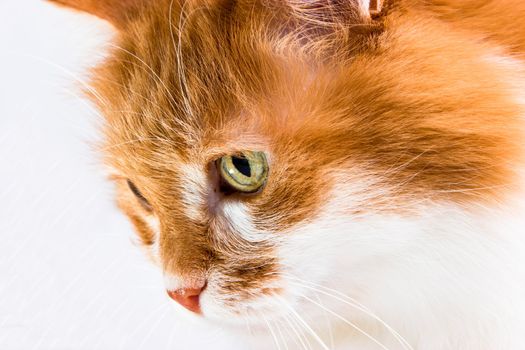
[164,273,186,291]
[484,52,525,108]
[179,163,208,221]
[276,178,525,349]
[219,201,272,242]
[360,0,372,17]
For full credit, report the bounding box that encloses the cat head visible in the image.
[50,0,524,325]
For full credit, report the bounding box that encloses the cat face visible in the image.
[51,0,524,325]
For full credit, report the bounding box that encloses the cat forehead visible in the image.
[88,0,387,142]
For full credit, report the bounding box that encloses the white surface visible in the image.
[0,1,244,349]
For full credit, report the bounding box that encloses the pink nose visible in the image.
[167,287,203,314]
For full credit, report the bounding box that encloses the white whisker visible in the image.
[281,312,310,350]
[285,276,413,350]
[301,294,392,350]
[313,291,335,350]
[274,317,291,350]
[276,296,331,350]
[261,312,283,350]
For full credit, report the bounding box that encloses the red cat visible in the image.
[49,0,525,348]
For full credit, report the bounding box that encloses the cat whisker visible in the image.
[287,275,412,342]
[300,293,392,350]
[284,275,413,350]
[274,317,291,350]
[165,320,178,350]
[86,295,133,350]
[137,308,171,350]
[244,310,255,337]
[276,296,331,350]
[63,258,126,344]
[117,302,168,350]
[288,310,316,350]
[261,312,283,350]
[313,291,335,350]
[280,311,311,350]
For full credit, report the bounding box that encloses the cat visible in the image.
[48,0,525,349]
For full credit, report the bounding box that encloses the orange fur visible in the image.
[49,0,525,299]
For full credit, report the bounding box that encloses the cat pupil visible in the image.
[232,155,251,177]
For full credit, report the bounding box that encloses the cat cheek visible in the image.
[127,211,161,263]
[115,182,160,259]
[143,215,161,262]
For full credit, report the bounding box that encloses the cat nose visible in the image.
[167,286,204,314]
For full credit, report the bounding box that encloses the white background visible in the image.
[0,1,246,349]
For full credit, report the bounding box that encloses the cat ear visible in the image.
[368,0,383,16]
[48,0,147,27]
[286,0,385,24]
[358,0,384,18]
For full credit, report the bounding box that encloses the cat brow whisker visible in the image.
[78,69,194,135]
[7,52,187,136]
[63,91,178,137]
[101,136,178,152]
[5,51,110,110]
[169,0,200,134]
[107,43,179,111]
[89,76,169,114]
[380,149,433,179]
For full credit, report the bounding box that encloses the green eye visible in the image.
[218,151,269,194]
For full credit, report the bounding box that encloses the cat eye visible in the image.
[127,180,153,212]
[218,151,269,194]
